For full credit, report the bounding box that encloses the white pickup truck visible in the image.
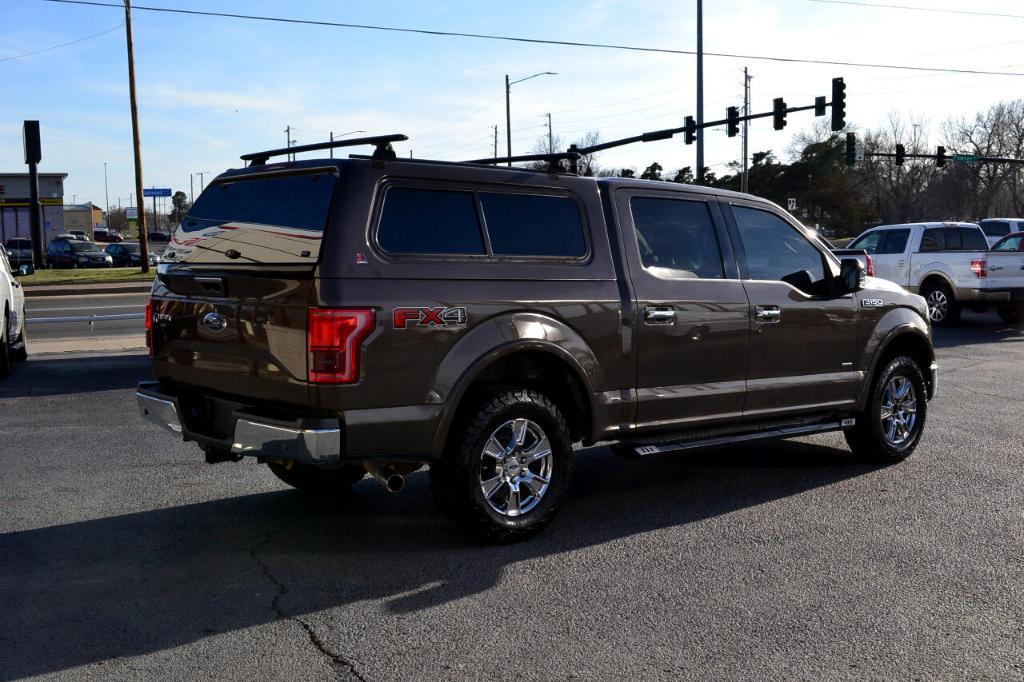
[840,222,1024,325]
[0,246,29,376]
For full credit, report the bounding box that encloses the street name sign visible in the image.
[143,188,172,197]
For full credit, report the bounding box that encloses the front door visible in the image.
[723,202,861,419]
[871,227,912,285]
[614,188,750,432]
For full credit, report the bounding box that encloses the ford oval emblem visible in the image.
[202,311,228,333]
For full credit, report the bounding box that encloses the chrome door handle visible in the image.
[898,259,906,266]
[754,305,781,323]
[989,265,1003,271]
[644,306,676,324]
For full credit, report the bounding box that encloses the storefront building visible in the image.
[0,172,67,245]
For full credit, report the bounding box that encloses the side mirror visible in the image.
[17,264,35,277]
[836,258,865,295]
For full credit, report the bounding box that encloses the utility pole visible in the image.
[696,0,704,184]
[741,67,752,194]
[329,131,333,159]
[285,125,293,161]
[545,113,554,153]
[23,120,44,269]
[124,0,149,271]
[493,125,498,158]
[505,74,512,167]
[103,162,110,224]
[189,173,194,204]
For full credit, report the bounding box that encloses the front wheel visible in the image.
[845,355,928,463]
[0,312,10,379]
[436,389,574,543]
[11,324,27,363]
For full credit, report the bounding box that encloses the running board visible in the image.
[627,418,856,458]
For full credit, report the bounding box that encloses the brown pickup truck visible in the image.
[138,135,937,542]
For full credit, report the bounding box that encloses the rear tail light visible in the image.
[145,298,153,355]
[865,254,875,277]
[970,258,988,278]
[308,308,375,384]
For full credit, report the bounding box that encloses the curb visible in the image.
[23,283,153,298]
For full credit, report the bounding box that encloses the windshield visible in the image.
[69,241,102,253]
[163,169,336,265]
[121,243,141,254]
[6,239,30,249]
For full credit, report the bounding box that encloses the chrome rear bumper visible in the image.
[136,383,341,463]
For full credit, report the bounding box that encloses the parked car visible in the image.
[840,222,1020,325]
[105,241,160,267]
[47,238,113,269]
[51,233,79,242]
[96,228,125,243]
[147,231,171,243]
[978,218,1024,247]
[0,246,29,377]
[67,230,89,241]
[138,138,938,542]
[3,238,33,268]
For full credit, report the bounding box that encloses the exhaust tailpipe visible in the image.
[365,464,405,493]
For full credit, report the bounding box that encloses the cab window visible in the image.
[849,231,882,254]
[733,206,828,296]
[994,235,1023,251]
[630,197,724,279]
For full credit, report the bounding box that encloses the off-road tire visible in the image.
[845,355,927,464]
[437,389,574,543]
[0,311,10,379]
[265,460,365,496]
[997,305,1023,326]
[921,280,960,326]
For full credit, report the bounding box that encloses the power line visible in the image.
[805,0,1024,21]
[0,22,122,63]
[39,0,1024,77]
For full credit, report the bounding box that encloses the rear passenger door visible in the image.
[872,228,912,285]
[723,201,861,418]
[988,234,1024,290]
[614,188,750,431]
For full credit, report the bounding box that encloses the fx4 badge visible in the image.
[393,306,468,330]
[861,298,884,308]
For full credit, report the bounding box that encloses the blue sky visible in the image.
[3,0,1024,209]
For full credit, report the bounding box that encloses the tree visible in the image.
[670,166,694,184]
[571,131,603,176]
[640,162,663,181]
[169,191,190,227]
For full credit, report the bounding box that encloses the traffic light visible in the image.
[895,143,905,165]
[831,77,846,131]
[814,96,827,117]
[845,133,856,166]
[773,98,787,130]
[726,106,740,138]
[684,115,696,145]
[936,145,946,167]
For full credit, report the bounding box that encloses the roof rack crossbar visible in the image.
[241,134,408,166]
[463,151,581,166]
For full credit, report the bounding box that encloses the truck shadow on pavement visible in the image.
[0,440,875,679]
[931,311,1024,349]
[0,352,150,398]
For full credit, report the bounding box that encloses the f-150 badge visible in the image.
[861,298,884,307]
[393,307,468,329]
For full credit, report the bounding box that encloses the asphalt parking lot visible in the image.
[1,310,1021,681]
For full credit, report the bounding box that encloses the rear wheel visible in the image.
[435,389,573,543]
[265,460,365,496]
[922,280,960,326]
[997,305,1023,326]
[845,355,927,463]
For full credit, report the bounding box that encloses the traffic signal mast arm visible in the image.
[572,79,844,158]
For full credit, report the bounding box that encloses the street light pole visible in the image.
[103,162,110,223]
[328,129,366,158]
[505,71,557,167]
[696,0,704,184]
[123,0,149,272]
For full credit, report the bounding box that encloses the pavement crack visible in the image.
[249,520,368,682]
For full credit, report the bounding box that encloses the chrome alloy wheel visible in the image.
[926,289,948,322]
[880,375,917,446]
[479,418,553,517]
